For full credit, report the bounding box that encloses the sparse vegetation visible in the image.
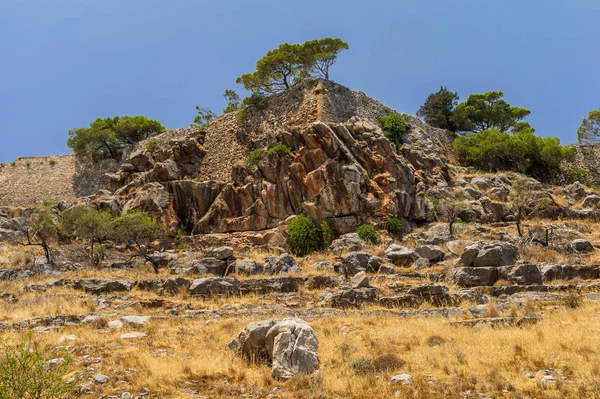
[321,218,337,247]
[48,159,56,166]
[387,217,406,238]
[0,337,73,399]
[378,113,406,146]
[566,168,591,186]
[355,224,378,245]
[245,148,266,165]
[287,215,324,256]
[193,106,217,129]
[267,142,291,156]
[144,138,160,152]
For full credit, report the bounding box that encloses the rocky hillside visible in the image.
[100,79,453,239]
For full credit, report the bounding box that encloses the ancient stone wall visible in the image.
[0,155,117,206]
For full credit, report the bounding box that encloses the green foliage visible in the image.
[176,242,189,250]
[223,89,242,113]
[453,91,531,133]
[144,138,160,152]
[453,128,575,177]
[287,215,324,257]
[67,116,165,160]
[63,207,114,265]
[25,211,58,263]
[245,148,266,165]
[417,86,461,131]
[355,224,378,245]
[111,210,164,272]
[267,142,291,156]
[236,92,270,124]
[0,336,73,399]
[387,218,406,237]
[378,114,406,146]
[566,168,591,186]
[321,218,337,247]
[10,162,15,167]
[577,108,600,144]
[302,38,349,79]
[193,106,217,128]
[236,38,348,94]
[48,159,56,166]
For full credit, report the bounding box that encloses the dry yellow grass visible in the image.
[2,303,600,398]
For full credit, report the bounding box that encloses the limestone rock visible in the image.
[384,244,417,264]
[571,239,594,253]
[351,271,369,288]
[189,277,240,296]
[228,320,277,362]
[265,318,320,379]
[264,253,301,275]
[415,245,445,262]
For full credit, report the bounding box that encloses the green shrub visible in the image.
[356,224,378,245]
[145,138,160,152]
[243,91,269,110]
[48,159,56,166]
[267,142,291,156]
[321,218,338,247]
[287,215,324,256]
[10,162,15,167]
[387,218,406,237]
[378,113,406,146]
[453,128,574,177]
[245,148,266,165]
[0,337,74,399]
[567,168,591,186]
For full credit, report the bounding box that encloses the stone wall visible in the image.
[0,155,117,206]
[568,145,600,186]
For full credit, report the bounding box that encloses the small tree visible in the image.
[63,207,114,265]
[510,178,536,237]
[438,200,466,236]
[110,211,164,273]
[417,86,461,131]
[577,108,600,145]
[223,89,242,113]
[302,38,349,79]
[20,211,58,264]
[193,106,217,128]
[0,337,73,399]
[355,224,378,245]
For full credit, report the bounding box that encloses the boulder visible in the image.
[458,242,518,267]
[341,252,371,275]
[571,239,594,253]
[497,264,542,285]
[192,257,228,276]
[204,246,234,260]
[73,279,133,294]
[264,253,301,275]
[329,233,364,252]
[351,271,369,288]
[582,195,600,208]
[228,320,277,362]
[391,374,413,385]
[239,277,300,294]
[446,240,473,256]
[319,287,379,308]
[120,315,150,327]
[189,277,240,296]
[415,245,445,262]
[451,267,498,287]
[384,244,417,264]
[265,319,320,379]
[233,259,264,275]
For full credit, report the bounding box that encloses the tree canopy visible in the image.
[453,91,531,133]
[577,108,600,144]
[67,116,165,160]
[416,86,461,131]
[236,38,349,94]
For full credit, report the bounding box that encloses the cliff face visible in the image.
[102,79,452,234]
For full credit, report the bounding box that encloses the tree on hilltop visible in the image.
[577,108,600,144]
[453,91,531,133]
[236,38,349,94]
[67,115,165,160]
[417,86,462,131]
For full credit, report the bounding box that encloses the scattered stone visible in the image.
[264,253,301,275]
[329,233,364,252]
[351,272,369,288]
[391,374,413,385]
[120,332,147,340]
[108,320,124,329]
[120,315,150,327]
[415,245,445,262]
[570,239,594,253]
[458,242,518,267]
[58,334,77,344]
[204,246,234,260]
[189,277,240,296]
[94,373,110,384]
[384,244,417,264]
[228,320,277,362]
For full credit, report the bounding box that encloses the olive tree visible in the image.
[62,207,114,265]
[110,211,164,273]
[20,211,58,264]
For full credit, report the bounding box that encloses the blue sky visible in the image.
[1,0,599,163]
